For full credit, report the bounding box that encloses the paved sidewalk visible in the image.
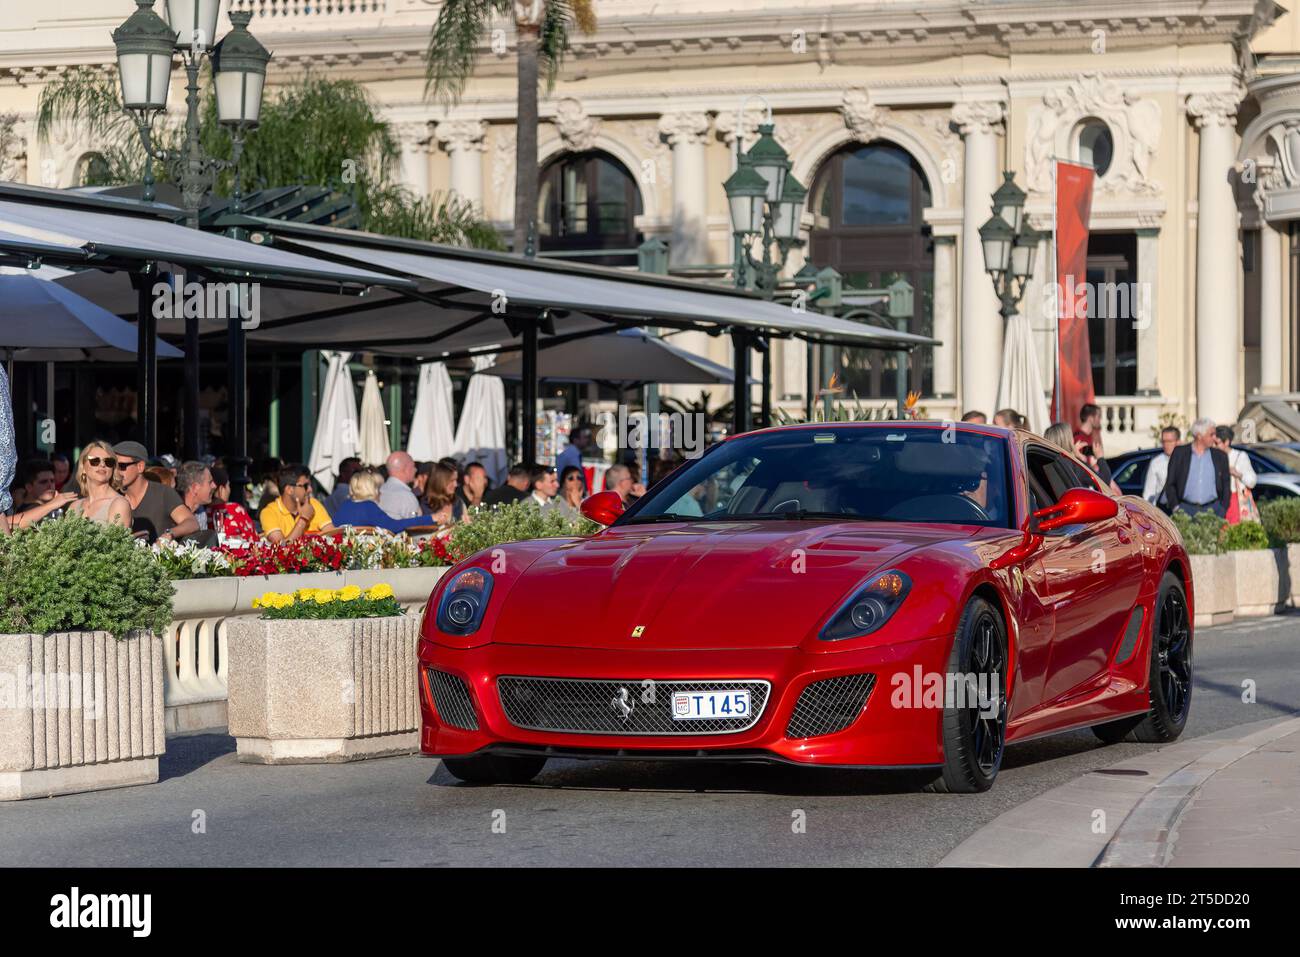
[940,714,1300,867]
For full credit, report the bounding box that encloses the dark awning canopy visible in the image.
[220,215,940,357]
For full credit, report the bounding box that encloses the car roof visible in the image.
[734,420,1016,441]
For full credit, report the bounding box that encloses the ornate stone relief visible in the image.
[1024,73,1162,196]
[771,115,826,157]
[394,120,434,153]
[624,119,670,186]
[842,88,888,143]
[552,97,600,151]
[950,100,1005,139]
[908,109,961,173]
[0,114,28,182]
[36,117,87,188]
[656,111,710,147]
[434,119,489,154]
[491,128,516,212]
[714,108,767,150]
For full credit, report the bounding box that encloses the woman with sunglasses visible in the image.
[551,465,587,521]
[67,441,132,527]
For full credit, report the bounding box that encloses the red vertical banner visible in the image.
[1052,160,1096,427]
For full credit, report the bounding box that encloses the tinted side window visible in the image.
[1025,449,1062,512]
[1026,446,1099,507]
[1113,459,1145,484]
[1061,458,1102,492]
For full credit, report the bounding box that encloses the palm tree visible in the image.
[424,0,596,255]
[36,69,501,249]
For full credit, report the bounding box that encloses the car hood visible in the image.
[491,520,979,650]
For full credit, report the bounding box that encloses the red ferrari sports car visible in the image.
[418,422,1192,792]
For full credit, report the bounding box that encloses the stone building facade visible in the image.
[1,0,1297,453]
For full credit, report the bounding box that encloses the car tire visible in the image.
[1091,571,1192,745]
[927,596,1008,794]
[440,754,548,785]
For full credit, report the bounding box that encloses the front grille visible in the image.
[497,677,770,736]
[427,669,479,731]
[785,673,876,739]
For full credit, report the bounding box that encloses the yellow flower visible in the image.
[297,587,317,600]
[254,591,283,609]
[313,591,336,605]
[339,585,363,602]
[275,594,295,609]
[365,583,394,600]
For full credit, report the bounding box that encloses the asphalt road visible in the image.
[3,614,1298,867]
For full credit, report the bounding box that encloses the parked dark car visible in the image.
[1108,444,1300,500]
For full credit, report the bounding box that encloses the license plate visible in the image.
[671,689,751,721]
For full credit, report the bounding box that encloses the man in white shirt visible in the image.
[379,450,423,519]
[1142,427,1180,508]
[530,465,559,508]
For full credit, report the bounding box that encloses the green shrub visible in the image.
[1260,498,1300,547]
[0,513,173,639]
[1221,519,1270,551]
[448,500,598,562]
[1171,510,1225,555]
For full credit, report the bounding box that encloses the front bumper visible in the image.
[418,634,952,767]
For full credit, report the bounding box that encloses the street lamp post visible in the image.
[112,0,269,498]
[723,120,808,435]
[979,171,1041,324]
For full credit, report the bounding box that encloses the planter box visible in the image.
[1232,548,1292,617]
[0,631,165,801]
[1188,554,1236,628]
[227,615,421,764]
[1288,544,1300,606]
[162,568,446,739]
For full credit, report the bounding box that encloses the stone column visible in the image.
[435,120,489,212]
[1187,92,1242,422]
[1136,228,1161,394]
[930,234,959,397]
[952,101,1006,416]
[395,121,432,197]
[657,111,711,268]
[1259,219,1285,394]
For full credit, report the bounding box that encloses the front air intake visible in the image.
[427,669,480,731]
[786,673,876,739]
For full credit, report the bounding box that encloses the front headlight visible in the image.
[435,567,495,636]
[819,570,911,641]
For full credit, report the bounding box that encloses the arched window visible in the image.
[1074,119,1114,178]
[537,150,644,266]
[808,142,934,398]
[75,152,111,187]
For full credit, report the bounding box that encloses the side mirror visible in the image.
[580,490,625,526]
[1032,486,1118,532]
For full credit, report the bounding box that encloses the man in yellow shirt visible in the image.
[260,464,335,542]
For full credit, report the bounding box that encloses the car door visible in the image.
[1023,444,1143,706]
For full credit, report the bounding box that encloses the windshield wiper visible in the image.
[620,513,701,524]
[728,510,883,521]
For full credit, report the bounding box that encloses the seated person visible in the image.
[207,466,259,544]
[330,467,434,534]
[259,463,334,543]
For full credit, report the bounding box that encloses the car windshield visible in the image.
[1250,445,1300,473]
[620,426,1013,528]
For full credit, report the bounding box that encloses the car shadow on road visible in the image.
[158,733,237,782]
[426,727,1121,795]
[428,759,937,796]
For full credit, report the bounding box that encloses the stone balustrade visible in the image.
[232,0,392,18]
[165,566,446,736]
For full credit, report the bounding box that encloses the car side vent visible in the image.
[428,669,480,731]
[1115,606,1145,665]
[786,673,876,739]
